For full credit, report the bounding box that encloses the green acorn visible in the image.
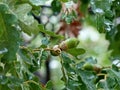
[83,63,94,71]
[83,63,101,73]
[59,38,79,51]
[50,45,61,56]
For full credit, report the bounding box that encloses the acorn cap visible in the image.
[93,65,101,73]
[50,50,61,56]
[50,45,61,56]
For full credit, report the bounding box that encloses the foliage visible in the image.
[0,0,120,90]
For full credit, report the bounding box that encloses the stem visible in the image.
[23,80,46,89]
[97,73,107,80]
[59,56,67,84]
[19,46,33,54]
[102,66,111,69]
[33,48,53,52]
[23,80,39,86]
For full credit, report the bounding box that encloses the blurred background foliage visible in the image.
[0,0,120,90]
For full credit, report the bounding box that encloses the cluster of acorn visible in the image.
[50,38,102,73]
[50,38,79,56]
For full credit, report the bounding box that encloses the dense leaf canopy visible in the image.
[0,0,120,90]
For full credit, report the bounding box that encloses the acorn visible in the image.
[83,62,94,71]
[83,63,101,73]
[59,38,79,51]
[50,45,61,56]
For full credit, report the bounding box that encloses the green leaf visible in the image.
[51,0,62,13]
[63,63,74,73]
[66,48,85,57]
[80,0,90,15]
[0,48,8,54]
[77,75,88,90]
[81,0,90,4]
[61,52,75,73]
[91,0,112,12]
[106,76,116,89]
[114,84,120,90]
[107,69,120,86]
[14,4,33,25]
[78,70,97,90]
[29,0,47,6]
[105,10,113,18]
[61,0,68,2]
[45,80,53,89]
[0,3,20,61]
[97,80,109,90]
[64,13,76,24]
[29,81,42,90]
[109,25,120,57]
[67,79,81,90]
[40,50,49,61]
[8,76,24,86]
[61,52,72,63]
[113,0,120,11]
[19,20,39,35]
[76,61,85,69]
[13,3,39,35]
[0,75,23,90]
[95,15,105,33]
[53,80,65,90]
[18,48,34,65]
[38,24,64,38]
[0,75,8,85]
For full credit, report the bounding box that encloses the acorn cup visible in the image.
[50,45,61,56]
[59,38,79,51]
